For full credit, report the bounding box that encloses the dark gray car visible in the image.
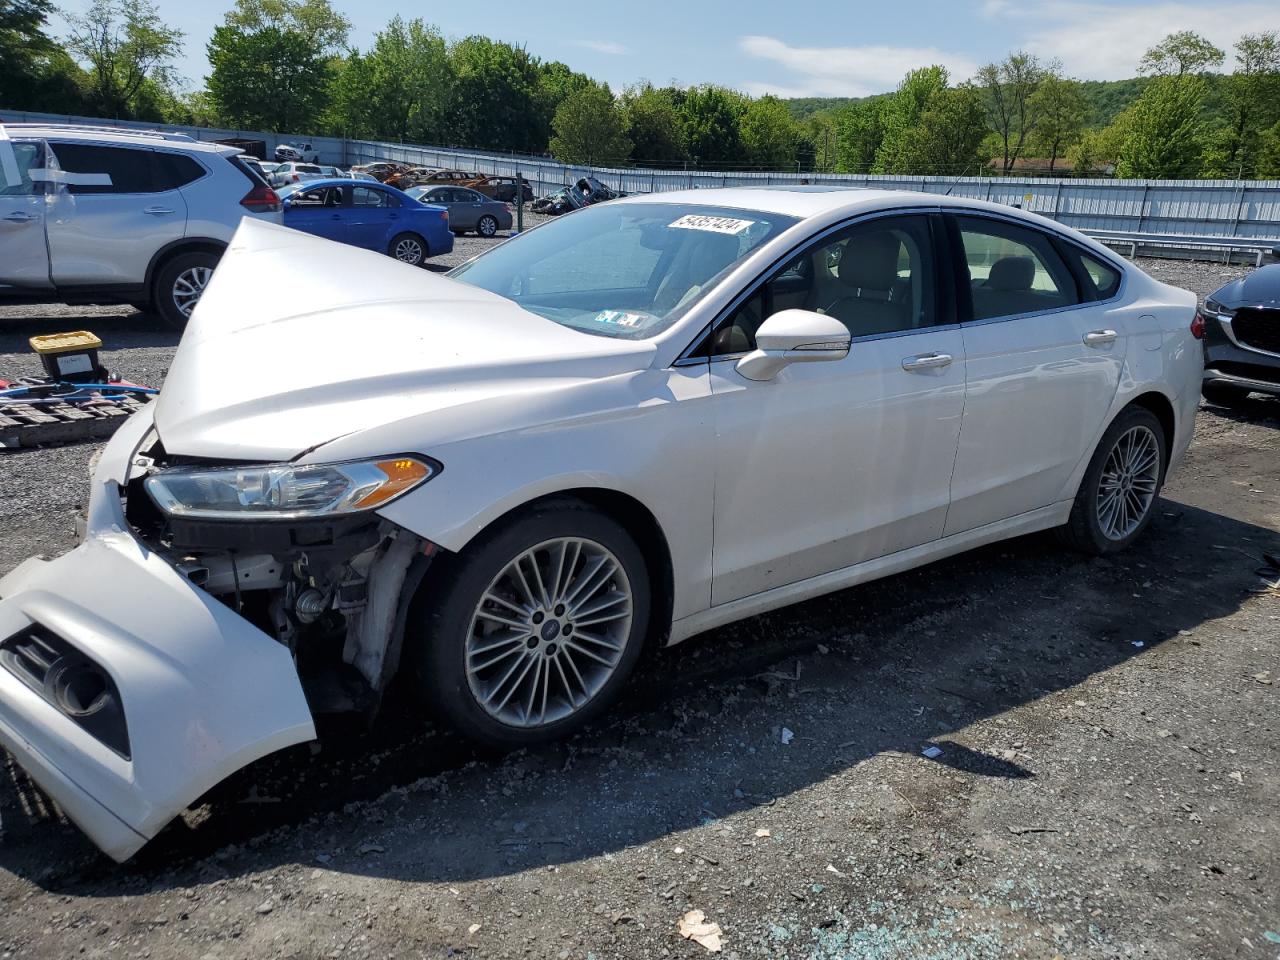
[406,185,513,237]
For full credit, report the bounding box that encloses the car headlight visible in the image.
[144,457,436,520]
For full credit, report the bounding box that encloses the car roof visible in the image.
[1,122,238,155]
[611,186,1116,257]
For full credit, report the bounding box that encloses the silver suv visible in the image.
[0,123,283,327]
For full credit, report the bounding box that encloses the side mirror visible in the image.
[735,309,851,381]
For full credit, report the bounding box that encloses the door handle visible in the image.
[143,206,175,216]
[1083,329,1118,346]
[330,214,342,219]
[901,352,953,371]
[2,211,36,223]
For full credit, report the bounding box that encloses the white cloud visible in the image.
[573,39,629,55]
[992,2,1280,79]
[738,35,979,98]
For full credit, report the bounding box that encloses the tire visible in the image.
[477,215,499,238]
[153,251,219,329]
[1058,406,1166,555]
[408,499,651,749]
[1202,381,1252,407]
[389,232,427,266]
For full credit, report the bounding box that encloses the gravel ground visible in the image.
[0,255,1277,960]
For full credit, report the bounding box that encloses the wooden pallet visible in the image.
[0,389,152,450]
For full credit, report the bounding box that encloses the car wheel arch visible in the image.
[144,238,227,298]
[1126,390,1176,471]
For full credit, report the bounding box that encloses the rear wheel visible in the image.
[408,500,650,748]
[389,232,427,266]
[477,215,499,238]
[1058,406,1166,555]
[153,251,219,329]
[1202,381,1252,408]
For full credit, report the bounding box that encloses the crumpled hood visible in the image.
[154,219,656,461]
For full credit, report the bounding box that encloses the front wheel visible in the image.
[408,500,650,748]
[477,215,499,238]
[389,232,427,266]
[154,251,219,329]
[1058,407,1166,555]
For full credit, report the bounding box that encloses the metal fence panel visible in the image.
[7,109,1280,241]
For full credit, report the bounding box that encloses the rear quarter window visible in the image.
[152,152,206,190]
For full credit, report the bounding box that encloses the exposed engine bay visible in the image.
[122,432,436,714]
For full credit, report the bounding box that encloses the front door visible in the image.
[944,213,1128,535]
[708,213,967,605]
[0,137,51,289]
[284,184,348,241]
[45,141,187,287]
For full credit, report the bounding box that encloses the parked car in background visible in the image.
[532,177,625,215]
[278,178,452,265]
[351,161,410,182]
[469,174,534,203]
[406,185,513,236]
[420,169,483,187]
[0,187,1201,861]
[345,170,380,182]
[275,142,320,163]
[0,122,281,327]
[268,162,325,187]
[1199,263,1280,405]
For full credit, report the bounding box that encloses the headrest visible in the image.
[986,256,1035,291]
[839,231,901,290]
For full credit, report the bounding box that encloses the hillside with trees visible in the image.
[4,0,1280,179]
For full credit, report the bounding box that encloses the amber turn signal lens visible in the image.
[353,458,434,509]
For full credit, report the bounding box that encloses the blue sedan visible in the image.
[278,178,454,265]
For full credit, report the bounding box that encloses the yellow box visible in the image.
[29,331,104,355]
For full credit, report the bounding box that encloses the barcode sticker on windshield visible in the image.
[669,214,755,235]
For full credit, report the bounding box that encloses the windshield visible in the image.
[449,202,798,339]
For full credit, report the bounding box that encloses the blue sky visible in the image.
[50,0,1280,96]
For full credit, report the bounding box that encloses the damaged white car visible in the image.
[0,188,1202,861]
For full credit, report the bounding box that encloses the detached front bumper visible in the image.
[0,410,316,861]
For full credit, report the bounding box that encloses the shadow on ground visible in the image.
[2,486,1275,895]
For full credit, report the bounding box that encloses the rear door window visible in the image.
[47,142,156,194]
[953,215,1079,321]
[1062,247,1123,301]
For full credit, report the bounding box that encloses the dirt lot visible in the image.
[0,253,1277,960]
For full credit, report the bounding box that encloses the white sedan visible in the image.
[0,188,1201,860]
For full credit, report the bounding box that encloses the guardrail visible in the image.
[7,108,1280,253]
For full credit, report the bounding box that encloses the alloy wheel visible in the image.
[1096,424,1160,541]
[478,216,498,237]
[465,537,634,728]
[394,237,424,263]
[172,266,213,318]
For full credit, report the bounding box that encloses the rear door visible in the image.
[944,212,1128,534]
[450,188,483,231]
[0,137,52,289]
[346,185,398,250]
[45,141,187,287]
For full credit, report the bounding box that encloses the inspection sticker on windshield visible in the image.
[593,310,647,328]
[668,214,755,235]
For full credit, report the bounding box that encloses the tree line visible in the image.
[5,0,1280,179]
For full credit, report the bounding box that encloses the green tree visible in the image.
[206,23,329,132]
[803,111,836,173]
[898,84,988,175]
[1256,119,1280,178]
[874,66,948,173]
[222,0,348,53]
[1138,30,1224,77]
[446,36,545,152]
[622,84,688,164]
[739,95,797,169]
[1113,75,1209,178]
[359,17,450,142]
[1205,32,1280,178]
[65,0,183,118]
[977,51,1048,173]
[548,82,630,164]
[834,97,886,173]
[1028,74,1086,172]
[679,84,747,165]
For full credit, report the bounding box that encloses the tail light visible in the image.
[440,210,449,222]
[505,202,514,212]
[240,184,281,213]
[1190,313,1205,340]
